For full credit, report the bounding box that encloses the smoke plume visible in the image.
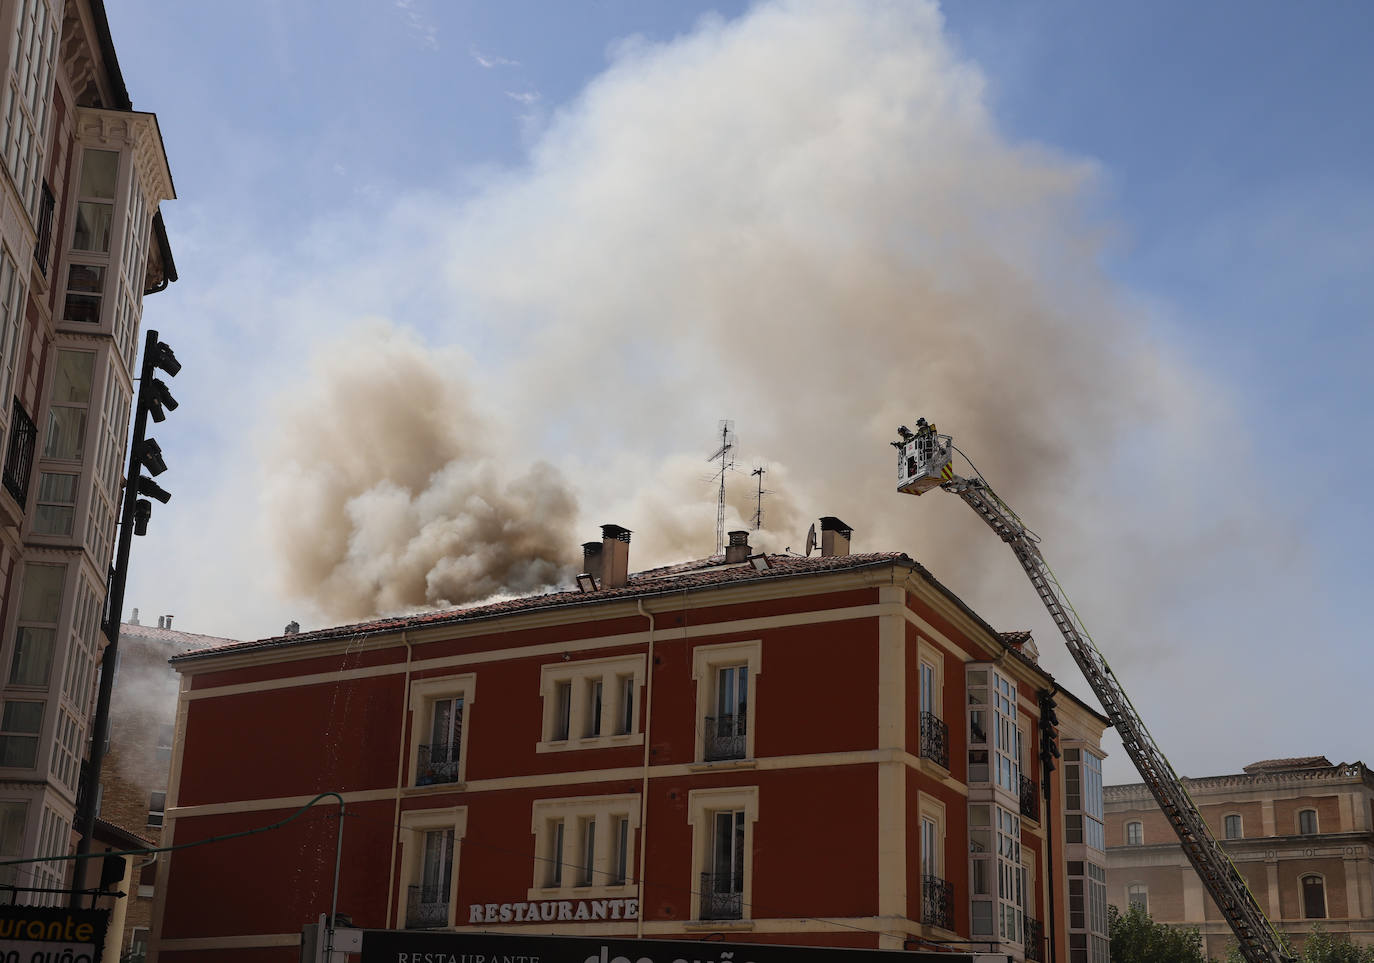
[262,323,578,619]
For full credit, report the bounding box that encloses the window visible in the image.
[42,350,94,461]
[0,248,25,409]
[919,795,951,929]
[10,562,63,686]
[693,640,761,764]
[1,0,59,218]
[538,654,644,753]
[408,674,474,787]
[0,800,25,886]
[970,803,1023,943]
[967,667,1020,791]
[529,794,639,898]
[147,791,166,828]
[1063,747,1104,851]
[920,659,936,714]
[128,927,148,962]
[1067,860,1109,963]
[71,149,117,254]
[398,807,466,930]
[1298,809,1318,835]
[1302,875,1326,919]
[1224,814,1242,839]
[1127,882,1148,914]
[32,472,77,535]
[688,785,758,922]
[1125,821,1143,846]
[155,723,173,764]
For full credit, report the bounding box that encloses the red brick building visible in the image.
[150,526,1108,963]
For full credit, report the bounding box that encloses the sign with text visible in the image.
[0,906,109,963]
[361,929,993,963]
[468,899,639,925]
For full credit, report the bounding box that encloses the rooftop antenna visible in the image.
[707,420,736,555]
[750,465,772,531]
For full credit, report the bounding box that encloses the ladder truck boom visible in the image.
[893,419,1290,963]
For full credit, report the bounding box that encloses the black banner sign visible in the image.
[360,929,987,963]
[0,906,109,963]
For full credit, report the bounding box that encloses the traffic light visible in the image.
[1038,689,1060,774]
[130,332,180,535]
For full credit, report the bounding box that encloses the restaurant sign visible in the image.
[0,906,109,963]
[467,899,639,924]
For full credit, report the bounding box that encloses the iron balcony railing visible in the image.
[699,871,743,920]
[704,713,746,761]
[920,874,953,930]
[1020,773,1040,822]
[416,741,460,786]
[2,399,36,507]
[1024,916,1045,961]
[919,711,949,769]
[406,883,449,929]
[34,183,54,276]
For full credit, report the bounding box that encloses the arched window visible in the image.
[1224,814,1242,839]
[1127,883,1148,914]
[1125,821,1143,846]
[1298,809,1318,835]
[1302,875,1326,919]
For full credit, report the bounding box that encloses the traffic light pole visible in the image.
[70,329,164,905]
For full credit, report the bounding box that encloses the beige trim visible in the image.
[687,785,759,922]
[155,934,301,950]
[536,654,645,753]
[876,587,906,950]
[168,787,399,820]
[396,806,468,929]
[691,639,762,762]
[407,673,476,788]
[528,792,641,899]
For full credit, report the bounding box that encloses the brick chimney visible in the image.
[600,524,632,589]
[725,530,751,563]
[819,517,852,557]
[581,541,604,587]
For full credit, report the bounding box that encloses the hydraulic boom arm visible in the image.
[893,420,1290,963]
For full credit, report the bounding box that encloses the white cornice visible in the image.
[74,107,175,204]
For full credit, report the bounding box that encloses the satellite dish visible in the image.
[804,523,817,557]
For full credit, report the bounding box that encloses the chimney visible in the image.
[284,621,300,635]
[581,541,605,587]
[129,608,140,626]
[600,524,632,589]
[164,614,174,629]
[725,530,751,563]
[157,616,165,629]
[819,517,852,558]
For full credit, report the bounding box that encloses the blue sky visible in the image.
[101,1,1371,782]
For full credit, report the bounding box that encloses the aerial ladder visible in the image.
[892,419,1291,963]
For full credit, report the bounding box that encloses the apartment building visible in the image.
[0,0,176,905]
[151,525,1108,963]
[1106,756,1374,958]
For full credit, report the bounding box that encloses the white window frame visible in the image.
[691,640,762,763]
[528,793,640,900]
[537,654,644,753]
[407,674,475,788]
[687,785,759,922]
[396,806,467,929]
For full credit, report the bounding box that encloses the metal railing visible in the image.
[919,711,948,769]
[704,713,746,761]
[1025,916,1045,961]
[2,399,36,507]
[1020,773,1040,822]
[416,742,460,786]
[920,874,953,930]
[406,883,449,929]
[699,871,743,920]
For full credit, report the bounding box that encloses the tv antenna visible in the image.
[707,420,736,555]
[750,465,772,531]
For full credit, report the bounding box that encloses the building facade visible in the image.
[151,527,1108,963]
[0,0,176,906]
[1106,756,1374,958]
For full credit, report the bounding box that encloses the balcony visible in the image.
[1025,916,1045,961]
[416,742,460,786]
[704,714,746,761]
[1020,774,1040,822]
[2,399,36,508]
[406,883,449,929]
[699,871,743,920]
[920,874,953,930]
[919,711,948,769]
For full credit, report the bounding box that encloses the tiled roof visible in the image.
[173,552,912,663]
[1242,755,1333,774]
[119,621,240,654]
[95,816,157,849]
[999,630,1033,647]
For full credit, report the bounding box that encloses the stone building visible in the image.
[1106,756,1374,958]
